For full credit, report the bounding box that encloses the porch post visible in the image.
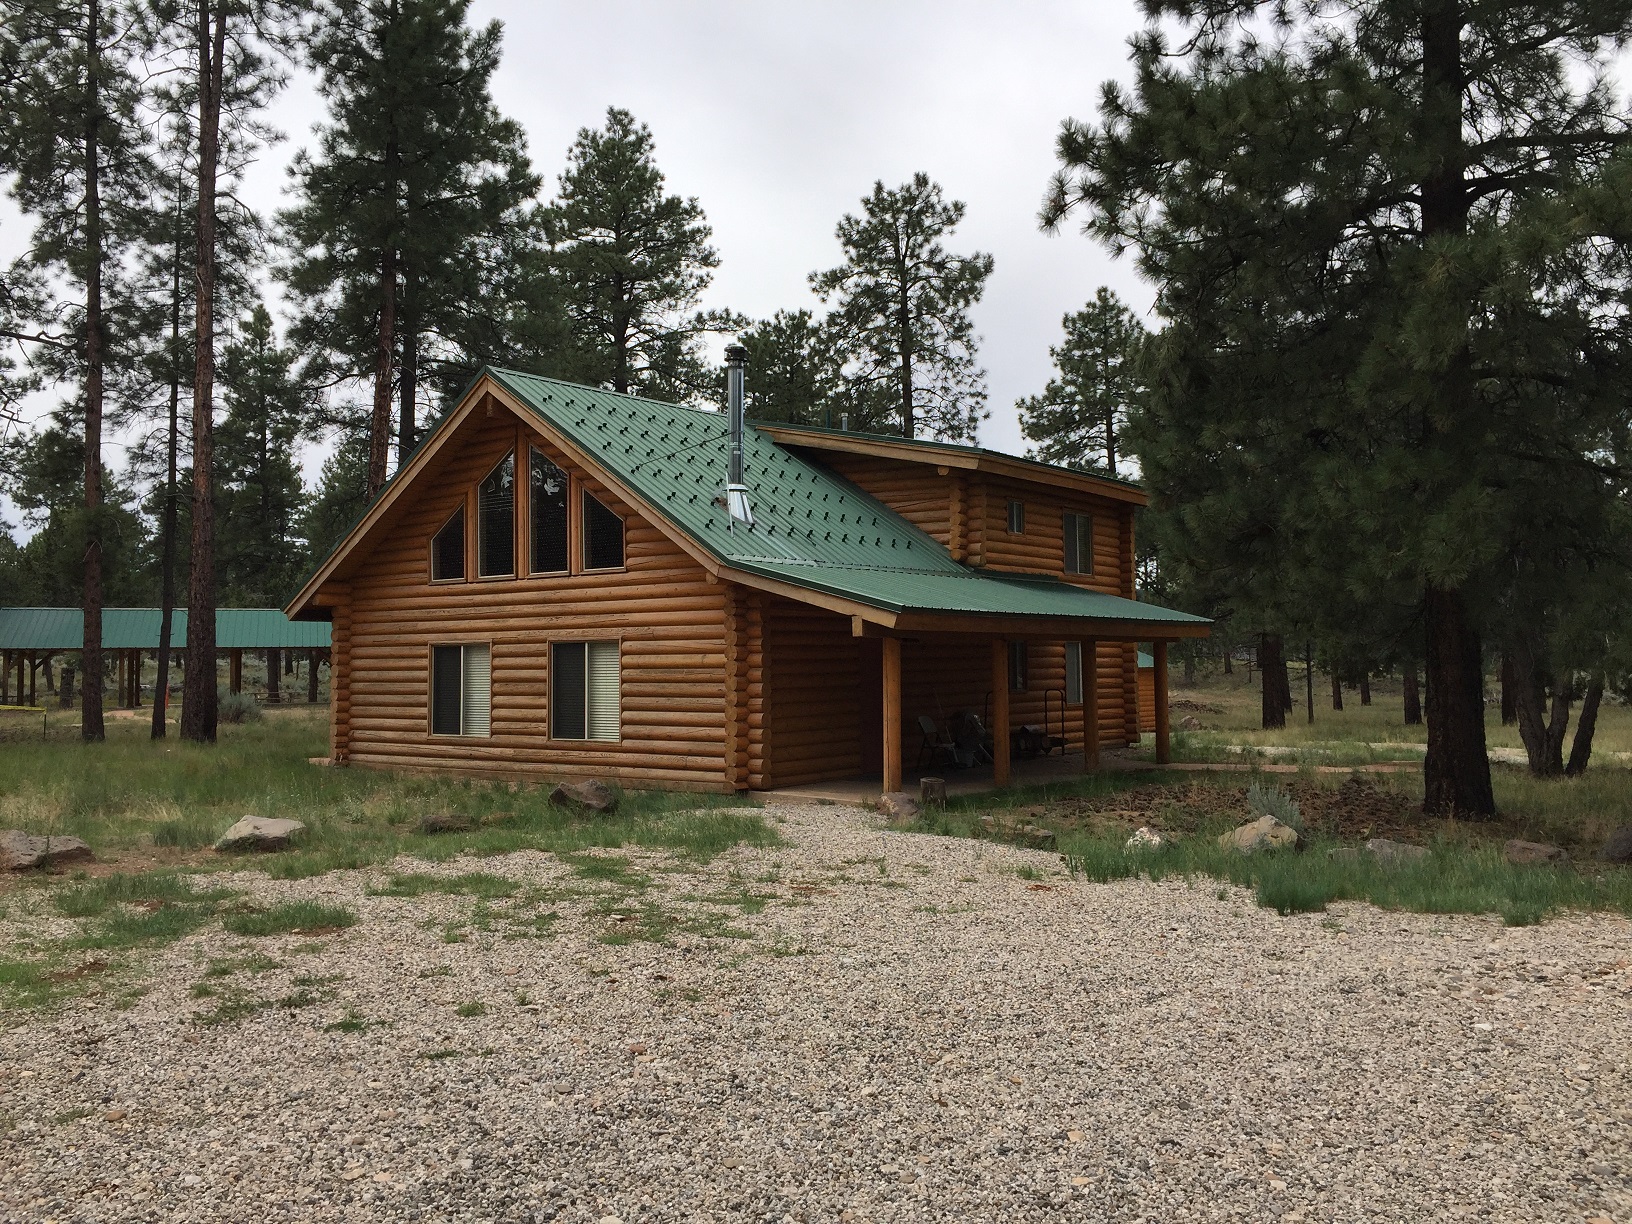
[1153,640,1171,765]
[990,637,1011,786]
[881,636,902,793]
[1081,638,1100,770]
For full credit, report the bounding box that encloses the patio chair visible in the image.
[916,715,959,770]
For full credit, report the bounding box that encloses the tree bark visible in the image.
[1402,663,1422,725]
[1499,651,1516,725]
[1104,402,1117,476]
[1331,673,1343,711]
[1359,674,1372,706]
[1565,675,1603,777]
[398,273,416,466]
[182,2,226,744]
[1259,632,1287,730]
[59,664,76,708]
[1304,640,1314,724]
[80,0,106,743]
[368,244,397,497]
[153,180,184,740]
[1222,650,1232,676]
[1509,633,1568,777]
[1423,586,1495,816]
[898,270,914,438]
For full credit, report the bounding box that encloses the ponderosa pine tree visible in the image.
[0,0,155,740]
[1018,287,1144,476]
[1045,0,1632,816]
[281,0,548,497]
[735,310,843,427]
[546,107,730,403]
[299,430,370,565]
[812,174,993,442]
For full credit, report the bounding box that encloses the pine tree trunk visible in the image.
[1565,675,1603,777]
[898,288,914,438]
[368,245,397,497]
[182,3,226,744]
[1277,651,1293,716]
[1259,633,1287,730]
[1304,640,1314,724]
[1222,651,1232,676]
[152,186,184,741]
[1510,634,1566,776]
[59,664,75,708]
[1403,664,1422,725]
[1499,651,1516,725]
[398,275,416,466]
[1423,586,1495,816]
[308,648,320,703]
[1104,403,1117,476]
[1359,674,1371,706]
[266,648,280,702]
[1331,673,1343,711]
[1183,652,1196,686]
[80,0,106,743]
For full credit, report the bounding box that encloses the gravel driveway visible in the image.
[2,801,1629,1223]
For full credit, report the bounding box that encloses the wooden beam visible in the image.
[991,638,1010,786]
[1082,639,1100,770]
[888,611,1209,641]
[1154,640,1171,765]
[881,636,902,793]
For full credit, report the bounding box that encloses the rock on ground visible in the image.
[1366,837,1429,866]
[1219,813,1301,853]
[1504,839,1569,866]
[876,792,920,824]
[213,816,306,854]
[1,802,1629,1224]
[549,778,618,815]
[0,829,93,871]
[1600,825,1632,864]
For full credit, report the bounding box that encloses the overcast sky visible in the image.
[2,0,1153,535]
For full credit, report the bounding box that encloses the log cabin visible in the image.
[285,355,1207,793]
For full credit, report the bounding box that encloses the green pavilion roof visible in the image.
[0,608,331,652]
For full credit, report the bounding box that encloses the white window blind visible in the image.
[461,644,491,737]
[1064,512,1094,575]
[1065,642,1083,705]
[586,641,620,741]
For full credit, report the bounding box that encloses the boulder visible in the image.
[1504,839,1568,866]
[1016,823,1057,851]
[1218,814,1301,854]
[549,779,618,815]
[1,829,94,871]
[1365,838,1428,867]
[213,816,306,853]
[1598,825,1632,864]
[877,792,921,824]
[417,812,471,835]
[1124,826,1165,851]
[1178,715,1203,731]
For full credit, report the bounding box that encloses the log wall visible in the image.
[334,408,735,791]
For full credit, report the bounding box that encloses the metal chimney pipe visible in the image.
[725,344,747,486]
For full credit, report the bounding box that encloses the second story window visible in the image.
[1006,499,1025,533]
[583,491,625,570]
[431,507,465,581]
[477,452,515,577]
[530,449,569,574]
[1064,511,1094,575]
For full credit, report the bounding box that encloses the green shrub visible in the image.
[217,690,262,724]
[1246,780,1303,831]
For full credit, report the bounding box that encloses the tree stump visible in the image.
[920,776,948,808]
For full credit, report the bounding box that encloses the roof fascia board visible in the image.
[887,611,1210,640]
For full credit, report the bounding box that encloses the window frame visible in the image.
[1064,511,1095,576]
[429,504,468,584]
[1006,498,1026,534]
[580,489,627,573]
[549,638,622,743]
[528,445,571,576]
[1008,640,1029,693]
[1065,641,1083,706]
[427,641,492,739]
[475,451,517,581]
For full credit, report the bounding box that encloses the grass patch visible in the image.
[454,1000,486,1017]
[54,873,237,918]
[368,872,519,899]
[221,902,357,937]
[0,959,62,1009]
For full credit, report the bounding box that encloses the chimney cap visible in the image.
[724,343,748,366]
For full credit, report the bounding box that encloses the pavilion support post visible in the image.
[2,651,10,705]
[132,651,142,708]
[1081,638,1100,770]
[29,652,37,707]
[881,636,902,794]
[1154,640,1172,765]
[991,638,1011,787]
[266,647,281,703]
[230,649,243,695]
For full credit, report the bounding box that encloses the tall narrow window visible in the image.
[1065,641,1083,705]
[1006,499,1025,534]
[582,492,625,570]
[1008,641,1029,692]
[1064,512,1094,575]
[551,640,620,741]
[431,643,490,736]
[477,452,515,577]
[431,507,465,581]
[530,448,569,574]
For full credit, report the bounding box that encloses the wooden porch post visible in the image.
[230,649,243,695]
[1081,638,1100,770]
[881,636,902,793]
[1154,640,1171,765]
[990,638,1011,786]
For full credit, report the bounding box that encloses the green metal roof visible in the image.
[1138,651,1154,669]
[486,368,1206,630]
[0,608,331,651]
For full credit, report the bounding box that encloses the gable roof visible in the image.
[0,608,330,651]
[288,368,1207,638]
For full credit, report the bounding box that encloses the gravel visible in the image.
[2,800,1630,1223]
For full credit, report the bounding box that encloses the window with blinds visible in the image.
[551,640,619,741]
[530,448,569,574]
[582,492,625,570]
[477,452,515,577]
[1064,512,1094,575]
[1006,499,1025,534]
[430,643,490,736]
[1065,641,1083,705]
[431,508,465,581]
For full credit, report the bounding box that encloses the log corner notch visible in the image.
[1153,640,1171,765]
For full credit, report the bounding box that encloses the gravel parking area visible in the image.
[3,801,1630,1224]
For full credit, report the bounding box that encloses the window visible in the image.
[431,644,490,737]
[477,452,515,577]
[530,448,569,574]
[1064,511,1094,575]
[551,640,620,741]
[431,507,465,581]
[1006,499,1025,534]
[582,491,625,570]
[1008,641,1029,692]
[1065,641,1083,705]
